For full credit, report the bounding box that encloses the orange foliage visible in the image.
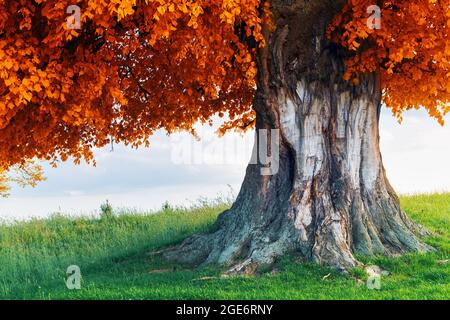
[328,0,450,124]
[0,160,45,197]
[0,0,448,172]
[0,0,270,168]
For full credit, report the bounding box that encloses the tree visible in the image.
[0,161,45,197]
[0,0,447,271]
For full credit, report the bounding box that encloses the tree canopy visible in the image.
[0,0,449,171]
[328,0,450,124]
[0,160,44,196]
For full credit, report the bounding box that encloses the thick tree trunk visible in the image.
[164,0,432,272]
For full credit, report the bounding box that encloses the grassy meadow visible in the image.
[0,193,449,300]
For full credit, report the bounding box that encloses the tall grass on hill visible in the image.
[0,193,448,299]
[0,201,229,298]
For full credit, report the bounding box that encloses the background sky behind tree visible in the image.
[1,107,449,220]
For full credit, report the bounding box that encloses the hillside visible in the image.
[0,194,449,300]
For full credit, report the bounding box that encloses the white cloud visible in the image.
[380,108,450,193]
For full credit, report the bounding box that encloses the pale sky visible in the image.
[1,107,449,220]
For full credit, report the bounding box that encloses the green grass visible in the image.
[0,194,449,300]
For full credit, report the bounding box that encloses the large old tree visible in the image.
[0,0,448,271]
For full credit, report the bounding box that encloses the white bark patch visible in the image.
[278,91,300,151]
[300,109,325,180]
[296,80,307,104]
[278,83,328,182]
[336,91,350,139]
[345,97,381,190]
[346,98,365,188]
[360,100,381,190]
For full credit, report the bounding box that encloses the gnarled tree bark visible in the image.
[164,0,432,272]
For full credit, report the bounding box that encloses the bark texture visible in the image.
[164,0,432,272]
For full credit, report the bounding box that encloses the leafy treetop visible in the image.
[0,0,269,168]
[328,0,450,124]
[0,0,448,170]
